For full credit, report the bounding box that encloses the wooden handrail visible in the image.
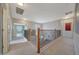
[40,29,60,31]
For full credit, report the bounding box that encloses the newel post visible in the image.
[37,28,40,53]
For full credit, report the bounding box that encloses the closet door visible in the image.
[0,5,3,54]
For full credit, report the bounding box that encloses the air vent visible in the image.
[16,7,24,15]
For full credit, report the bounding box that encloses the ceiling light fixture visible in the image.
[23,18,28,21]
[17,3,23,6]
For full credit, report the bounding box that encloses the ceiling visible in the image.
[10,3,75,23]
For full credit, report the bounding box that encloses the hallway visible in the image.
[7,37,75,55]
[0,3,79,55]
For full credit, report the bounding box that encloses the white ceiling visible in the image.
[10,3,75,23]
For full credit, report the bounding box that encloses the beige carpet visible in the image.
[7,42,38,55]
[6,36,75,55]
[40,37,75,55]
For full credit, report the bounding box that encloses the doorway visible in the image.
[10,23,28,44]
[15,25,25,39]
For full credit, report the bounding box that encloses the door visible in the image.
[0,6,3,54]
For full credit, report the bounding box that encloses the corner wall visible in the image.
[73,4,79,54]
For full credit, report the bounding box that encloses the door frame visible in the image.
[0,4,3,54]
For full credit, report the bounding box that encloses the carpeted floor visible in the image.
[6,36,75,55]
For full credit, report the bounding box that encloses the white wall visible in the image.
[73,33,79,54]
[61,18,73,38]
[42,14,74,39]
[73,4,79,54]
[42,20,61,30]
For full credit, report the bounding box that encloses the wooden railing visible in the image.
[37,28,61,53]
